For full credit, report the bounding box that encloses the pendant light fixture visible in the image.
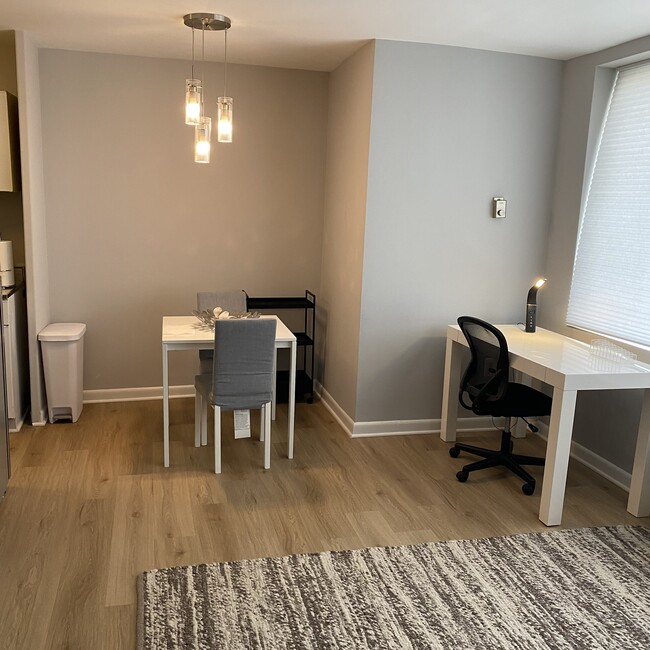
[184,27,201,125]
[183,12,232,163]
[195,116,212,163]
[195,18,210,163]
[217,27,233,143]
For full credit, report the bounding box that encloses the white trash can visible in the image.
[38,323,86,423]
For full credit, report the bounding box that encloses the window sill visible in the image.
[565,324,650,365]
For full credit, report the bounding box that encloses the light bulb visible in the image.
[185,79,202,125]
[194,116,211,163]
[217,97,233,143]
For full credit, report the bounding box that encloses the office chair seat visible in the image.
[473,383,551,418]
[450,316,552,496]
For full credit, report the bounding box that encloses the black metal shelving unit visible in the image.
[245,290,315,404]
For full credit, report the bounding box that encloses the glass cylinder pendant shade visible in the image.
[185,79,202,125]
[194,116,211,163]
[217,97,233,143]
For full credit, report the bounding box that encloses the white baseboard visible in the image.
[316,382,491,438]
[83,385,194,404]
[534,422,631,492]
[316,384,355,436]
[316,382,632,491]
[82,382,632,493]
[8,405,29,432]
[31,404,48,426]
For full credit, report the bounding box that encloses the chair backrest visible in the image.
[197,289,246,314]
[197,290,248,372]
[211,318,276,410]
[457,316,510,412]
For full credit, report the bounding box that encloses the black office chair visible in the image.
[449,316,552,495]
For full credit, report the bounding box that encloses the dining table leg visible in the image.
[288,339,296,459]
[162,344,170,467]
[271,346,277,421]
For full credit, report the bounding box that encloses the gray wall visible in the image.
[543,35,650,472]
[319,42,374,419]
[356,40,563,422]
[39,50,328,390]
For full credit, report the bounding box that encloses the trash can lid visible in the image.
[38,322,87,341]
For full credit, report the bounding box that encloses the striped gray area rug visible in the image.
[137,525,650,649]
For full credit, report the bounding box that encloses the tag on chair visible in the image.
[234,410,251,439]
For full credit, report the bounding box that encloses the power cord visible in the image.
[491,415,538,433]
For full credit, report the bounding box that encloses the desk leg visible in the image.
[440,338,462,442]
[512,371,529,439]
[162,344,170,468]
[628,389,650,517]
[271,348,277,421]
[288,339,296,459]
[539,388,577,526]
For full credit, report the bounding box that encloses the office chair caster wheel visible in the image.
[522,482,535,496]
[456,469,469,482]
[449,446,460,458]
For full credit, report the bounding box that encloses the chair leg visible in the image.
[214,405,221,474]
[259,408,265,442]
[194,390,201,447]
[511,453,545,466]
[201,394,208,446]
[264,402,271,469]
[462,456,503,473]
[502,455,537,486]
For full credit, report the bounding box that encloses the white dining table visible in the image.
[162,315,297,467]
[441,324,650,526]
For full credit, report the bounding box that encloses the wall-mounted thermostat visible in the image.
[493,197,507,219]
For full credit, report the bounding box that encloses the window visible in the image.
[567,61,650,348]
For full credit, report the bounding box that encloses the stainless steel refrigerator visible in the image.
[0,294,10,498]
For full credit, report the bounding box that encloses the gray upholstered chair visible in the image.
[194,318,276,473]
[196,290,247,373]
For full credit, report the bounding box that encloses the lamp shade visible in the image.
[194,116,211,163]
[185,79,202,125]
[525,278,547,332]
[217,97,233,143]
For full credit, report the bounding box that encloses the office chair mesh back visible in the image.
[452,316,549,496]
[458,318,510,413]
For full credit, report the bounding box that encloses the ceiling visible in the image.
[2,0,650,71]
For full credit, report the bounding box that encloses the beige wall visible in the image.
[319,42,374,419]
[39,50,328,390]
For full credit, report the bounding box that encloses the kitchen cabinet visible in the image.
[0,90,20,193]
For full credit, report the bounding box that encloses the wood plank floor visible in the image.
[0,398,647,649]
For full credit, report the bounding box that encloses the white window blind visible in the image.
[567,62,650,347]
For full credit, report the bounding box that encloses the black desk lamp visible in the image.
[525,278,547,332]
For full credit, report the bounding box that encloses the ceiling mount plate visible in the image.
[183,13,231,31]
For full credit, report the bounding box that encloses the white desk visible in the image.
[162,315,297,468]
[441,324,650,526]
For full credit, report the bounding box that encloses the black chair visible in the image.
[449,316,552,495]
